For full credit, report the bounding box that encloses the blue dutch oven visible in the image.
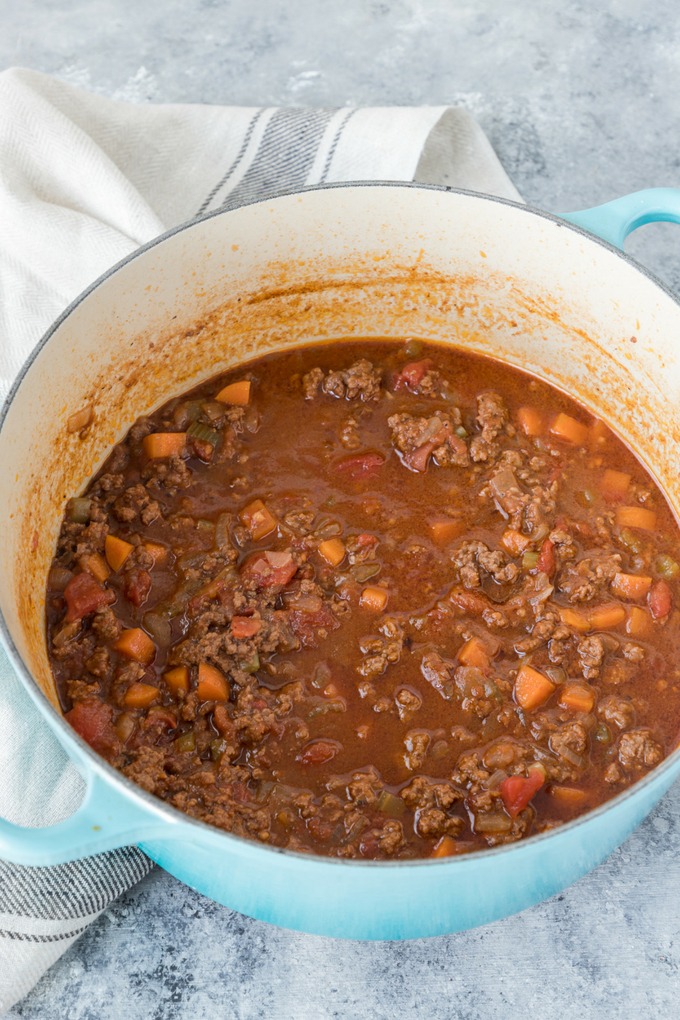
[1,185,680,939]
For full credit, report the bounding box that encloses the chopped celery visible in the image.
[522,550,539,570]
[376,790,406,818]
[174,731,196,753]
[210,738,227,761]
[187,420,220,447]
[351,561,381,582]
[619,527,643,554]
[656,554,680,580]
[239,651,260,674]
[594,723,611,744]
[308,698,346,719]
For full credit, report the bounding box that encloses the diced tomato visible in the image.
[335,452,385,482]
[212,704,234,737]
[65,699,117,754]
[240,550,297,588]
[449,589,490,615]
[404,422,451,473]
[227,780,252,804]
[649,579,673,620]
[63,572,115,622]
[500,766,545,817]
[394,358,433,391]
[296,738,341,765]
[142,706,178,732]
[188,436,214,462]
[123,568,152,607]
[231,615,261,639]
[536,538,556,577]
[307,816,334,843]
[289,602,340,647]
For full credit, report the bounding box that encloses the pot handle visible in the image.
[559,187,680,249]
[0,770,172,866]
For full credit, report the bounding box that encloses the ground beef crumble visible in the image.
[47,341,680,861]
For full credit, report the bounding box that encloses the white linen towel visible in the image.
[0,65,520,1013]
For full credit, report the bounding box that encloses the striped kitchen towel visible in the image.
[0,65,519,1012]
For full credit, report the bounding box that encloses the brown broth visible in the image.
[46,339,680,858]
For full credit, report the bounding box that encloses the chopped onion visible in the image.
[489,467,522,516]
[557,746,584,768]
[473,811,512,833]
[66,497,92,524]
[143,612,172,646]
[483,769,508,790]
[48,566,73,592]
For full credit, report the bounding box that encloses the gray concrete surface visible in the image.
[3,1,680,1016]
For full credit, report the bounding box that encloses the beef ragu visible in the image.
[46,339,680,859]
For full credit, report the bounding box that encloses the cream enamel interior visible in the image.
[1,186,679,712]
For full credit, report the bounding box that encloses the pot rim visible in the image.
[2,180,679,869]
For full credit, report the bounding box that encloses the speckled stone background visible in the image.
[3,1,680,1017]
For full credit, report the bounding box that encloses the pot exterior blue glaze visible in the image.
[2,184,680,940]
[140,761,679,940]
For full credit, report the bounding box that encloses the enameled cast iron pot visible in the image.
[2,184,680,940]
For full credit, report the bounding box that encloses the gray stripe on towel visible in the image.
[220,108,335,210]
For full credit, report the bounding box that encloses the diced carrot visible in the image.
[610,572,652,601]
[79,552,110,583]
[514,665,555,712]
[548,785,589,807]
[457,637,490,670]
[616,505,657,532]
[123,683,160,709]
[239,499,277,541]
[164,666,189,696]
[431,835,459,858]
[240,549,297,588]
[197,662,229,701]
[216,380,251,406]
[626,605,653,638]
[550,412,589,446]
[144,541,169,566]
[601,469,631,502]
[114,628,156,665]
[360,586,388,611]
[559,683,595,714]
[142,432,187,459]
[105,534,133,572]
[559,606,590,632]
[429,519,465,545]
[517,406,543,438]
[588,603,626,630]
[318,538,346,567]
[500,529,531,557]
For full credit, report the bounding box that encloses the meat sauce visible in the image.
[46,340,680,859]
